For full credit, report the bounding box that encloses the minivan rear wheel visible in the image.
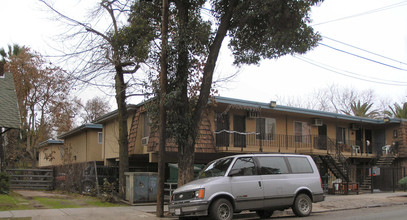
[256,210,274,219]
[292,193,312,217]
[209,198,233,220]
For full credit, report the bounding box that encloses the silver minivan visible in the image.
[169,154,324,220]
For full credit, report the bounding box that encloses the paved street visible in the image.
[1,192,407,219]
[275,204,407,220]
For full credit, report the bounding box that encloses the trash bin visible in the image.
[125,172,158,204]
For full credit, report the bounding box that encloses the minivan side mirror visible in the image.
[228,169,240,177]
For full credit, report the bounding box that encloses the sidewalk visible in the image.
[313,191,407,212]
[1,192,406,219]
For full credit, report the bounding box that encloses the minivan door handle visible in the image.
[258,181,262,188]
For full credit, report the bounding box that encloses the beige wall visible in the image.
[38,144,63,167]
[385,124,399,145]
[64,129,102,163]
[102,114,134,164]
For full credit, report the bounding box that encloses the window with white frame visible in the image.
[256,118,276,140]
[98,132,103,144]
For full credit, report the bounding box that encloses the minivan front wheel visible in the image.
[292,194,312,217]
[209,198,233,220]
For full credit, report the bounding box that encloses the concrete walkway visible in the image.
[1,192,406,219]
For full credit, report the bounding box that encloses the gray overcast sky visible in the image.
[1,0,407,107]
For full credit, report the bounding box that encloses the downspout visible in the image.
[284,115,288,153]
[86,130,88,161]
[259,107,262,152]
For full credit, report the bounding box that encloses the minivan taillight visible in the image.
[320,178,323,189]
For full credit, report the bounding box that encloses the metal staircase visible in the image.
[359,154,396,191]
[319,154,350,183]
[319,138,351,183]
[359,176,371,191]
[376,154,396,167]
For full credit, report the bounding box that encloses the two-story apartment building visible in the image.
[132,97,406,189]
[43,96,407,190]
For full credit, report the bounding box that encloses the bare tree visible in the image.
[3,46,74,166]
[40,0,155,198]
[277,84,385,118]
[80,96,111,123]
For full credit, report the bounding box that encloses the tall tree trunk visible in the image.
[177,138,195,186]
[156,0,169,217]
[115,66,129,199]
[175,1,193,187]
[176,0,239,187]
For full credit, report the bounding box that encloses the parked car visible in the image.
[169,154,324,220]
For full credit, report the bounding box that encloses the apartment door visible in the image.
[318,124,327,150]
[355,129,363,152]
[373,129,385,154]
[365,129,372,154]
[233,115,246,148]
[216,113,229,147]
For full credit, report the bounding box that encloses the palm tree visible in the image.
[386,102,407,119]
[342,100,379,118]
[1,44,24,75]
[0,44,24,61]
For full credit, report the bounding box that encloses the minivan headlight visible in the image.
[194,188,205,199]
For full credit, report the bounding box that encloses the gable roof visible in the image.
[0,72,20,129]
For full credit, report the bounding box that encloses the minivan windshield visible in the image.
[198,157,233,179]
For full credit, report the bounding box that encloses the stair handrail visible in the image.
[327,137,351,182]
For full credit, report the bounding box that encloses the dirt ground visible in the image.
[12,190,101,209]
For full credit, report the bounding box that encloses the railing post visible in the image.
[370,167,374,194]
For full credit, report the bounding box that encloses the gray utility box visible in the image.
[125,172,158,203]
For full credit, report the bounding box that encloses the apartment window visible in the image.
[294,121,310,143]
[336,127,347,144]
[256,118,276,140]
[98,132,103,144]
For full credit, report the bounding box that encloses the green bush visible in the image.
[0,172,10,194]
[399,176,407,189]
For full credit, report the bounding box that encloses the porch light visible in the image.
[270,101,277,108]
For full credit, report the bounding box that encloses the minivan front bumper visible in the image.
[169,200,209,217]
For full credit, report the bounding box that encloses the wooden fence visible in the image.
[6,168,54,190]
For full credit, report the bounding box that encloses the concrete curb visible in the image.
[1,192,407,219]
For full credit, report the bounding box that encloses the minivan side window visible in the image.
[287,157,313,173]
[258,156,288,174]
[230,157,256,176]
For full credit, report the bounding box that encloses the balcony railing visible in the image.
[214,132,390,156]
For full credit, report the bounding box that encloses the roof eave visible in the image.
[58,124,102,139]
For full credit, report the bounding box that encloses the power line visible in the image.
[322,36,407,66]
[312,0,407,26]
[319,43,407,72]
[294,55,407,86]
